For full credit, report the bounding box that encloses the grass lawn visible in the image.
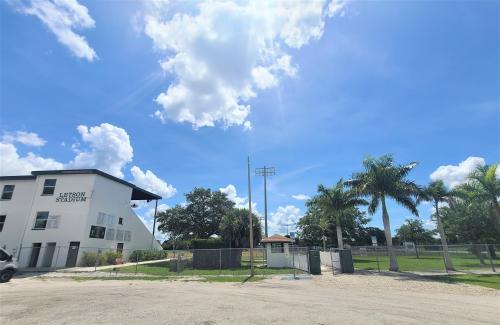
[428,274,500,290]
[353,253,499,272]
[110,261,302,277]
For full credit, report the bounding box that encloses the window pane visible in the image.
[44,179,57,186]
[89,225,106,239]
[42,186,55,195]
[1,185,14,200]
[34,212,49,229]
[0,215,5,232]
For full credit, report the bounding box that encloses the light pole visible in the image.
[247,157,254,276]
[255,166,275,238]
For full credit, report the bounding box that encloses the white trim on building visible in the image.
[0,169,162,268]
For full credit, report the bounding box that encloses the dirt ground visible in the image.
[1,272,498,325]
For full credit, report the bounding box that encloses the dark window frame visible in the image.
[0,215,6,232]
[118,217,123,225]
[42,179,57,196]
[1,185,15,200]
[271,243,284,253]
[33,211,49,230]
[89,225,106,239]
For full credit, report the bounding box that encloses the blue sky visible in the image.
[1,0,499,239]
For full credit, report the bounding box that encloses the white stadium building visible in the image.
[0,169,162,268]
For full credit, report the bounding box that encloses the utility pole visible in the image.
[247,157,254,276]
[255,166,275,238]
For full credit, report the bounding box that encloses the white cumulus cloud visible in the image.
[0,124,176,199]
[0,142,64,175]
[430,156,488,189]
[131,166,177,198]
[142,0,345,129]
[8,0,97,61]
[292,194,310,201]
[2,131,46,147]
[220,184,258,212]
[269,205,303,235]
[69,123,133,178]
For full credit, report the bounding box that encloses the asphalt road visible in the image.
[1,273,498,324]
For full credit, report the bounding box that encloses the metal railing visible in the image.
[349,244,499,273]
[15,246,311,277]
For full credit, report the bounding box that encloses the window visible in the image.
[115,229,124,241]
[33,212,49,230]
[118,217,123,225]
[0,215,5,232]
[46,216,60,229]
[1,185,14,200]
[105,228,115,240]
[89,225,106,239]
[124,231,131,242]
[271,243,284,253]
[42,179,57,195]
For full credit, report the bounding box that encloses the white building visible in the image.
[0,169,163,268]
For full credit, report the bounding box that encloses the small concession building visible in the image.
[261,234,293,268]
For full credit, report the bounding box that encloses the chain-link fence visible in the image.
[15,245,311,277]
[350,244,499,273]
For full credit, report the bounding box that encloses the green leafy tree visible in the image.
[395,218,436,244]
[157,187,235,240]
[315,179,368,249]
[220,208,262,248]
[297,200,370,247]
[440,182,500,260]
[419,180,455,270]
[346,155,421,271]
[468,164,500,231]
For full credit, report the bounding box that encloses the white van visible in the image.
[0,247,18,282]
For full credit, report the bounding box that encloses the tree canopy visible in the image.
[156,187,261,248]
[395,218,436,245]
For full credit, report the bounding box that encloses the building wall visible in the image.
[265,243,290,268]
[0,179,36,255]
[0,171,161,268]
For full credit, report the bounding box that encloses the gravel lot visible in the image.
[1,272,498,325]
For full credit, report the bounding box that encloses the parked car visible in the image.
[0,247,18,283]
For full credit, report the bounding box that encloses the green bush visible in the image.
[190,238,225,249]
[81,252,99,267]
[128,250,168,262]
[103,251,123,265]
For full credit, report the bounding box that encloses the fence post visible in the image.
[94,249,99,272]
[485,244,496,273]
[292,247,296,279]
[375,247,380,273]
[219,248,222,275]
[135,251,138,275]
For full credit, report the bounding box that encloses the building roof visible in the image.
[261,234,293,243]
[0,169,162,201]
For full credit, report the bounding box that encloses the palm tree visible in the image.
[316,179,368,249]
[346,155,421,272]
[419,180,455,271]
[468,164,500,231]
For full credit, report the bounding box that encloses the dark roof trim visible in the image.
[0,175,36,181]
[29,169,162,200]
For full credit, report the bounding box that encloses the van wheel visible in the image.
[0,269,14,283]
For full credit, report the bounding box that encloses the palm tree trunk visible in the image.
[435,203,455,271]
[336,215,344,250]
[381,197,398,272]
[492,199,500,232]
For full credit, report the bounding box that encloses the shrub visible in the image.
[81,252,99,267]
[128,250,168,262]
[103,251,123,265]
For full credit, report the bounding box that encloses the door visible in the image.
[65,242,80,267]
[116,243,124,254]
[29,243,42,268]
[42,242,56,267]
